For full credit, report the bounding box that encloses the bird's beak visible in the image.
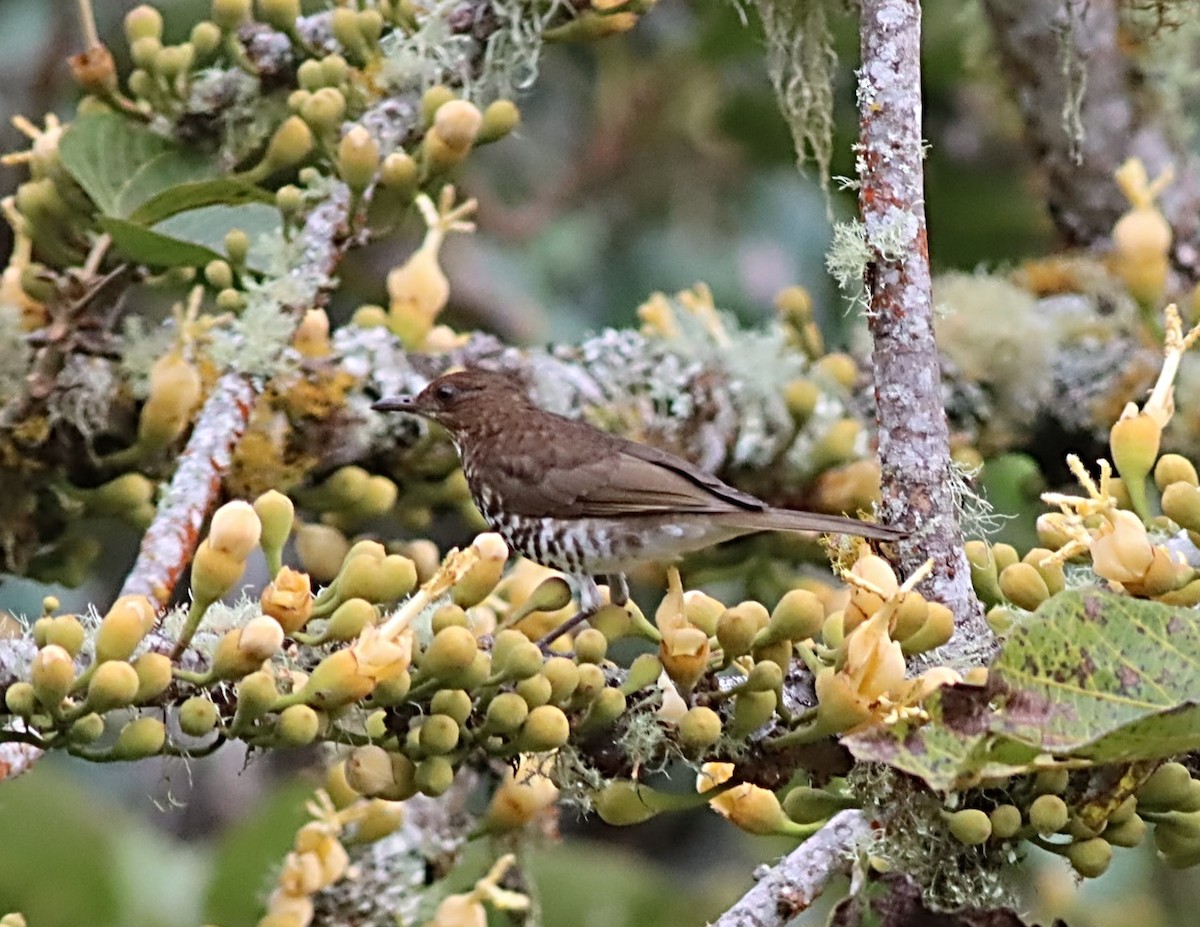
[372,395,416,413]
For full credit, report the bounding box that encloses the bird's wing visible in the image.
[486,415,764,518]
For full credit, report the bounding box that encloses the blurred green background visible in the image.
[2,2,1186,926]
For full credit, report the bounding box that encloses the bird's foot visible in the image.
[535,607,597,654]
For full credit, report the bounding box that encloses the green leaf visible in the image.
[990,587,1200,761]
[59,113,239,222]
[846,588,1200,791]
[59,113,174,215]
[129,178,275,226]
[843,686,1044,792]
[100,216,224,268]
[152,202,283,274]
[113,150,221,219]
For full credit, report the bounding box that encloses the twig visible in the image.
[0,741,43,782]
[857,0,989,661]
[712,810,873,927]
[118,372,258,604]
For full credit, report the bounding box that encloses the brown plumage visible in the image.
[373,368,903,642]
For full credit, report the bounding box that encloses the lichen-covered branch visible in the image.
[713,811,873,927]
[119,372,257,603]
[857,0,989,657]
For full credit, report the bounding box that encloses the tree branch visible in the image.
[713,810,873,927]
[858,0,989,659]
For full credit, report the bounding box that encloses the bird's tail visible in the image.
[720,508,905,542]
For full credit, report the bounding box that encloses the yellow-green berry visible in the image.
[179,697,219,736]
[946,808,992,845]
[1029,794,1070,833]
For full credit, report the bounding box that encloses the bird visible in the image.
[373,367,904,647]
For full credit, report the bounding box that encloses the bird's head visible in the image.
[372,368,531,433]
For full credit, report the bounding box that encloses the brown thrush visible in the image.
[373,368,903,645]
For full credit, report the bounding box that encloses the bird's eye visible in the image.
[433,384,457,403]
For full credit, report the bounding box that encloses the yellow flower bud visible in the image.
[179,696,219,736]
[479,99,520,143]
[1067,837,1113,878]
[717,603,767,659]
[191,540,245,604]
[69,712,106,744]
[678,705,721,749]
[5,680,38,717]
[380,151,418,190]
[1110,411,1161,504]
[945,808,992,845]
[1155,454,1199,491]
[432,100,482,152]
[212,0,252,30]
[729,689,777,738]
[337,125,380,190]
[1029,793,1069,833]
[889,591,929,642]
[988,804,1023,839]
[124,5,164,43]
[235,669,279,721]
[419,714,461,754]
[1163,481,1200,533]
[782,785,854,825]
[765,589,824,643]
[541,656,579,704]
[263,116,314,174]
[323,597,377,642]
[783,378,820,424]
[517,704,570,752]
[275,706,321,747]
[814,352,859,390]
[239,615,285,661]
[294,523,350,583]
[593,780,662,826]
[421,625,478,682]
[138,354,202,448]
[300,86,346,134]
[31,644,75,708]
[209,500,262,559]
[112,717,167,759]
[133,652,172,702]
[998,562,1050,611]
[95,595,156,662]
[900,602,954,655]
[620,652,662,696]
[415,756,455,796]
[191,21,222,58]
[39,614,86,656]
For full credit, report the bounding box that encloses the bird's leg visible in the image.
[535,575,605,652]
[606,573,629,607]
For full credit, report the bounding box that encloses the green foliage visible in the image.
[847,587,1200,791]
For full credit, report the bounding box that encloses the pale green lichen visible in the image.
[849,763,1017,911]
[379,0,478,96]
[0,303,31,405]
[207,286,297,378]
[826,220,872,296]
[120,315,177,398]
[751,0,837,190]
